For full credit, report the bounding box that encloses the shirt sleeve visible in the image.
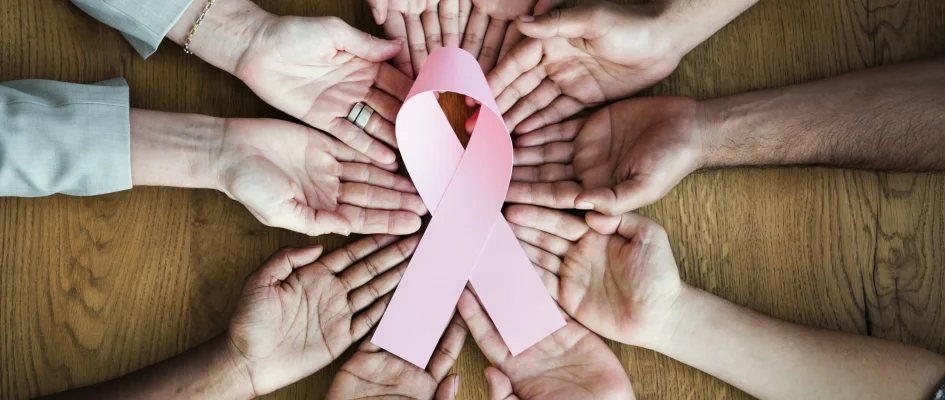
[70,0,193,59]
[933,379,945,400]
[0,78,132,197]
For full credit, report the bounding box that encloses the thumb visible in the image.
[575,178,658,216]
[516,6,599,39]
[366,0,389,24]
[485,367,519,400]
[332,19,403,62]
[434,374,460,400]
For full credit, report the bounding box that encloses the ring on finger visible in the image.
[347,102,366,123]
[355,105,375,130]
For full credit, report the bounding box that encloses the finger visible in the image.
[517,241,562,274]
[531,263,560,301]
[464,106,480,134]
[348,260,407,311]
[509,223,572,256]
[505,181,581,209]
[325,118,397,164]
[374,63,414,102]
[383,12,414,78]
[458,0,472,41]
[487,38,543,98]
[504,204,590,241]
[404,11,429,75]
[495,67,546,115]
[341,163,417,193]
[485,367,519,400]
[504,79,560,131]
[367,0,389,24]
[576,178,658,216]
[362,111,398,148]
[457,289,512,366]
[514,118,584,147]
[339,235,419,287]
[435,374,461,400]
[422,6,444,52]
[587,211,664,240]
[259,245,325,284]
[364,87,402,123]
[439,0,461,47]
[497,23,523,61]
[332,17,403,62]
[511,164,575,183]
[513,142,574,166]
[461,6,489,58]
[351,293,393,340]
[336,205,422,234]
[516,6,606,40]
[277,201,353,236]
[515,95,587,134]
[331,139,400,173]
[339,183,428,215]
[478,19,509,73]
[428,314,468,381]
[318,234,400,273]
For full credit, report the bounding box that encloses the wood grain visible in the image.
[1,0,944,399]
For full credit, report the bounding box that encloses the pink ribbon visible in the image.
[371,48,565,368]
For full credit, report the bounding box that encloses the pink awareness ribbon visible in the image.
[371,48,566,368]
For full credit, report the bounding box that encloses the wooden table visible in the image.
[2,0,944,398]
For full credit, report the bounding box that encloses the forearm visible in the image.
[130,109,222,189]
[658,0,759,58]
[40,336,255,400]
[165,0,272,75]
[652,285,945,400]
[700,58,945,170]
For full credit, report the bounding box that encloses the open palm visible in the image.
[457,290,634,400]
[234,16,413,164]
[504,205,683,349]
[215,118,427,235]
[505,96,702,218]
[226,235,420,396]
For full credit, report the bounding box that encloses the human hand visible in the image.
[505,204,683,349]
[225,235,420,396]
[214,118,427,236]
[457,289,634,400]
[326,315,467,400]
[472,1,683,134]
[461,0,561,73]
[367,0,471,78]
[505,96,703,218]
[170,0,413,164]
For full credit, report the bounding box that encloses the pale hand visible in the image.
[234,14,412,164]
[506,96,703,217]
[461,0,562,73]
[326,316,466,400]
[479,1,683,134]
[504,205,684,349]
[457,289,634,400]
[225,235,421,396]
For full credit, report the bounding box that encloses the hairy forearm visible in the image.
[130,109,222,189]
[652,286,945,400]
[700,58,945,170]
[658,0,760,58]
[39,336,254,400]
[165,0,271,75]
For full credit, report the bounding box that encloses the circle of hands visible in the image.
[217,0,709,398]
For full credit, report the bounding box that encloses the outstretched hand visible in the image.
[225,235,420,396]
[505,96,703,219]
[368,0,469,78]
[458,289,634,400]
[215,118,428,236]
[505,205,683,349]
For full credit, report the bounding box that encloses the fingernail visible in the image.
[452,375,460,396]
[371,7,382,24]
[576,201,594,210]
[518,15,534,22]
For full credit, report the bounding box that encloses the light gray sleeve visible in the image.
[70,0,193,59]
[0,78,132,197]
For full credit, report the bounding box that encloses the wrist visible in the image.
[209,335,258,399]
[644,284,705,354]
[130,109,225,190]
[166,0,273,75]
[654,0,760,59]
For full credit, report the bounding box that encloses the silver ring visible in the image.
[347,102,365,123]
[354,105,374,130]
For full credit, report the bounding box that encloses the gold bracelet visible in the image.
[183,0,217,54]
